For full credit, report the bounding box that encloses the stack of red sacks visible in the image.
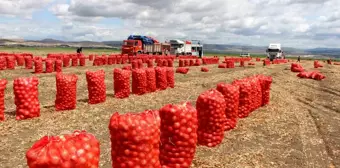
[297,71,326,81]
[291,63,304,72]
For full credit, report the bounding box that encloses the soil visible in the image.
[0,59,339,168]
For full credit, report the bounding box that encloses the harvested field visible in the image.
[0,58,339,168]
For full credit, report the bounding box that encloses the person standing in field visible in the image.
[76,47,83,54]
[297,56,301,62]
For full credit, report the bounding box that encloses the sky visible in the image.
[1,0,340,49]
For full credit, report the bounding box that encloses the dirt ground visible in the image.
[0,58,339,168]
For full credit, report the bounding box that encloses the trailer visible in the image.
[144,43,170,55]
[121,35,171,55]
[169,39,203,57]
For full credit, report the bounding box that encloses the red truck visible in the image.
[121,38,171,56]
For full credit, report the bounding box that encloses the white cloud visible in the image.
[1,0,340,48]
[0,0,53,18]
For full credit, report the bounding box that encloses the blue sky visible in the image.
[1,0,340,48]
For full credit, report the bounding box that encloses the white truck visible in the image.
[169,39,203,57]
[266,43,284,61]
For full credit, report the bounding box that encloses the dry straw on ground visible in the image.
[0,59,339,168]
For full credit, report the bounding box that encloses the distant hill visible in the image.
[305,48,340,56]
[0,38,118,49]
[203,44,306,55]
[1,38,340,58]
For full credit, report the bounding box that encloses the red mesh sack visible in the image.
[34,59,43,74]
[179,60,184,67]
[109,110,161,168]
[138,60,143,68]
[122,65,132,71]
[122,58,128,64]
[108,57,113,65]
[147,59,154,68]
[157,60,163,67]
[26,130,100,168]
[166,68,175,88]
[63,56,70,67]
[291,63,304,72]
[55,60,62,72]
[167,60,173,67]
[45,59,54,73]
[232,79,252,118]
[176,67,189,74]
[216,83,240,131]
[146,68,157,93]
[0,79,7,121]
[159,102,198,168]
[132,60,138,69]
[79,57,86,66]
[218,64,226,68]
[189,60,194,66]
[14,77,40,120]
[226,61,235,68]
[163,60,168,67]
[132,69,147,95]
[116,57,122,64]
[196,89,226,147]
[257,75,272,106]
[297,72,308,78]
[17,56,25,66]
[0,57,6,70]
[6,57,15,69]
[89,55,94,61]
[314,73,326,80]
[155,67,168,90]
[72,57,78,66]
[249,76,263,111]
[102,56,107,65]
[86,70,106,104]
[92,57,99,66]
[25,56,33,69]
[55,73,78,111]
[201,67,209,72]
[195,59,201,66]
[184,60,189,66]
[114,68,131,98]
[240,61,245,67]
[112,57,117,64]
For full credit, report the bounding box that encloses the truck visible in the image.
[191,40,204,58]
[266,43,284,61]
[121,35,170,55]
[169,39,204,57]
[240,53,250,57]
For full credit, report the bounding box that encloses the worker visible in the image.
[76,47,83,54]
[297,56,301,62]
